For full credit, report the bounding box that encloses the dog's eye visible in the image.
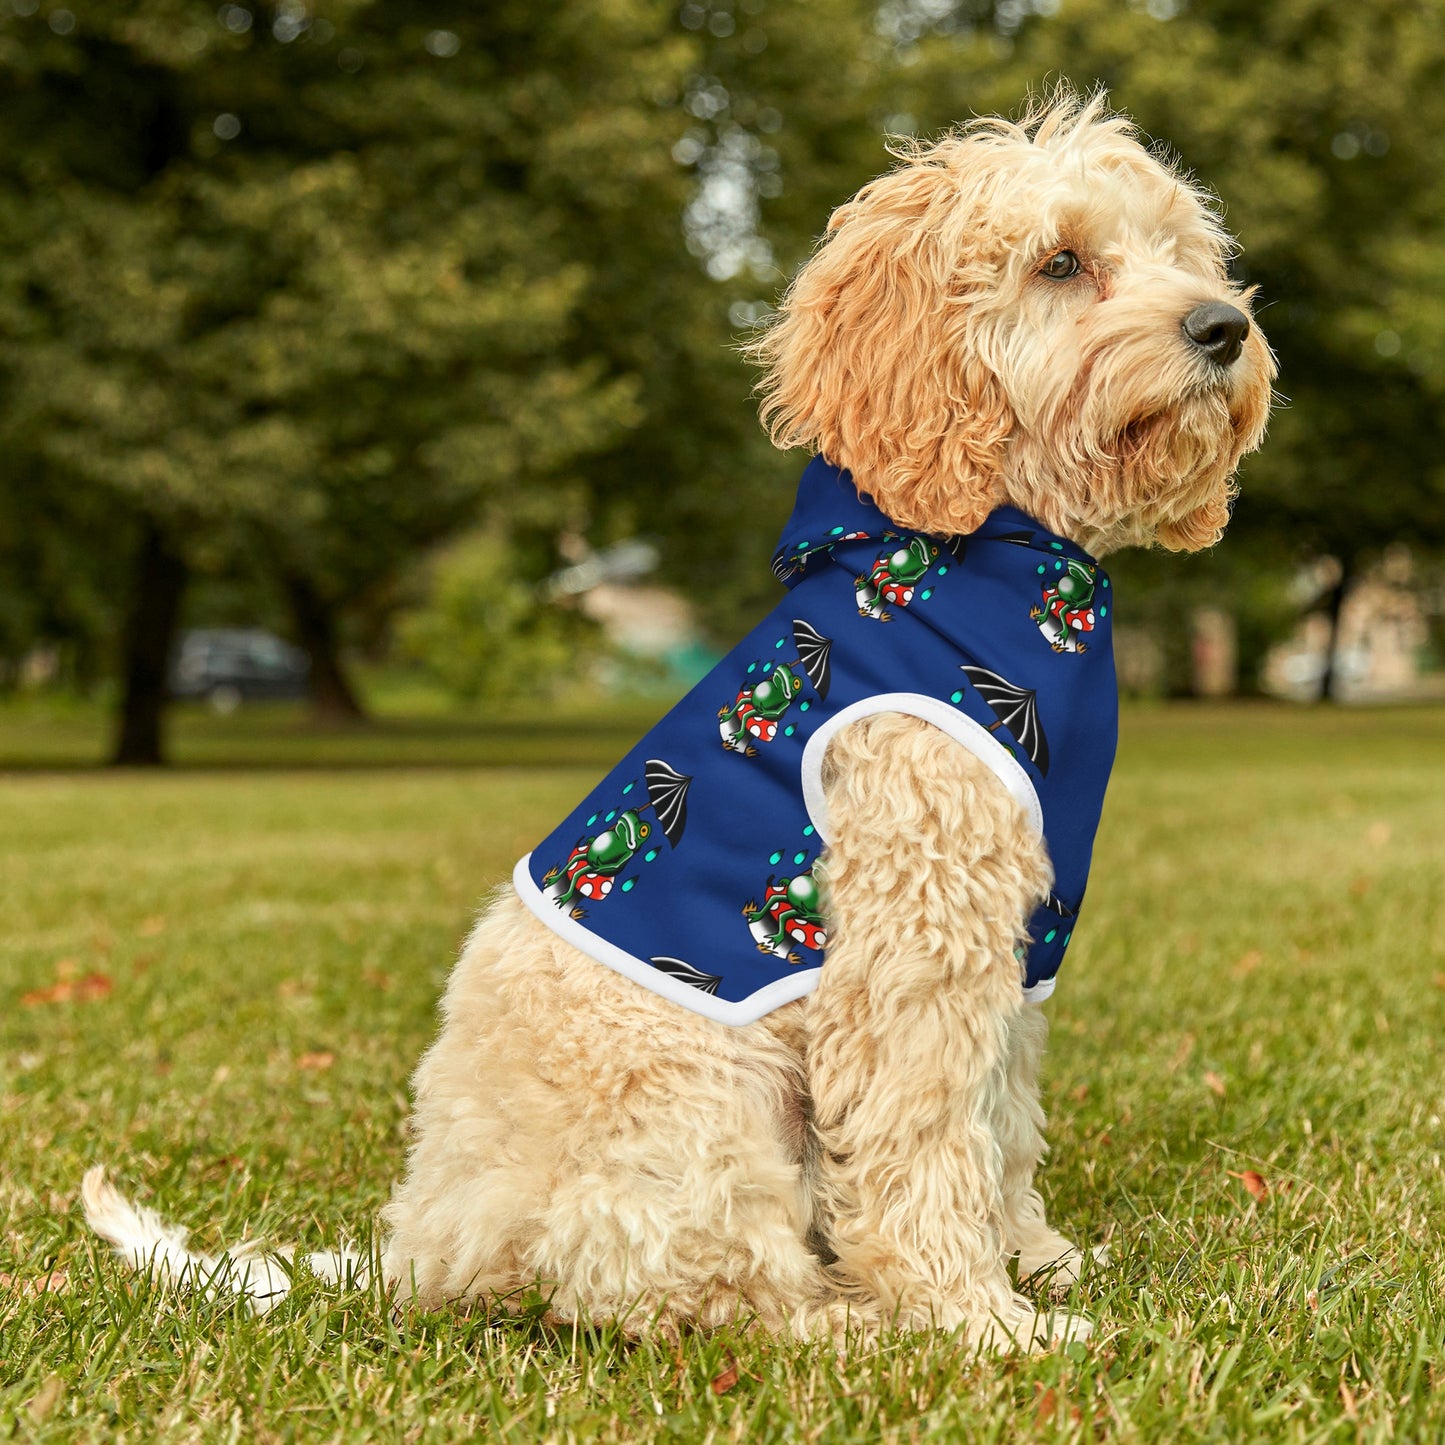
[1041,250,1081,280]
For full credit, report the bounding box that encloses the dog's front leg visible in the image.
[805,712,1088,1350]
[994,1004,1098,1290]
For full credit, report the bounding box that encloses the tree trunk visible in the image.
[111,521,187,766]
[1316,554,1355,703]
[283,572,366,724]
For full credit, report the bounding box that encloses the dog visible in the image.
[85,89,1273,1351]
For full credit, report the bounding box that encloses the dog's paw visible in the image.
[1017,1239,1109,1294]
[972,1298,1093,1354]
[1031,1309,1093,1348]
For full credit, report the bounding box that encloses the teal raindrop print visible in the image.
[747,662,757,673]
[621,783,633,795]
[784,725,795,736]
[920,588,933,600]
[1044,929,1057,944]
[1054,560,1064,571]
[1037,564,1046,575]
[831,526,844,535]
[793,852,807,866]
[802,825,815,837]
[1102,577,1109,588]
[621,879,636,893]
[1051,541,1063,551]
[799,701,810,712]
[644,849,658,863]
[1100,606,1108,617]
[586,814,598,826]
[770,851,783,866]
[1063,933,1072,946]
[605,811,616,822]
[937,564,948,575]
[950,690,963,704]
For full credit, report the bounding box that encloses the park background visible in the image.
[2,2,1444,1442]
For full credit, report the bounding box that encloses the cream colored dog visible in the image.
[85,91,1273,1351]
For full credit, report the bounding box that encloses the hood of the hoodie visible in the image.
[770,454,1099,586]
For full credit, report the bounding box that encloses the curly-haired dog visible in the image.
[85,91,1273,1350]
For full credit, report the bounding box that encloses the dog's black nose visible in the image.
[1182,302,1251,367]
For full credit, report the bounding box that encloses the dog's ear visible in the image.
[750,146,1012,535]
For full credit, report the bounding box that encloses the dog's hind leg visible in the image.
[804,713,1090,1350]
[383,896,833,1338]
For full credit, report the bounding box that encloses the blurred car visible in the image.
[169,628,310,712]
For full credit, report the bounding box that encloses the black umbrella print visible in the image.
[1040,889,1074,918]
[650,956,724,995]
[959,666,1050,777]
[791,618,833,702]
[644,759,693,845]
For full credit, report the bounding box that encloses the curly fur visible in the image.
[85,87,1272,1353]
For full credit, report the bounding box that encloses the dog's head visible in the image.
[751,89,1275,555]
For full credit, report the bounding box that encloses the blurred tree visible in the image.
[0,0,690,758]
[396,527,593,705]
[9,0,1442,741]
[573,0,887,639]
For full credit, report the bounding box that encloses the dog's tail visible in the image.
[81,1166,368,1315]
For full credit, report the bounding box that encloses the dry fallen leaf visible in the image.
[1433,973,1445,991]
[1228,1169,1268,1201]
[1069,1083,1089,1103]
[27,1374,64,1423]
[0,1268,69,1299]
[21,972,113,1007]
[1168,1034,1196,1073]
[1232,950,1263,977]
[361,968,394,992]
[1348,876,1372,899]
[1034,1386,1058,1425]
[1204,1071,1227,1098]
[138,915,167,937]
[710,1358,740,1396]
[296,1051,335,1072]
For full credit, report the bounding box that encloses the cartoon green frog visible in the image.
[743,861,827,964]
[542,810,653,914]
[855,536,940,621]
[718,663,805,755]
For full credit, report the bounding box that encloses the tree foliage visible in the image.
[3,0,1444,731]
[0,1,702,749]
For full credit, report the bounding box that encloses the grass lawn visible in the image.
[2,701,1443,1442]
